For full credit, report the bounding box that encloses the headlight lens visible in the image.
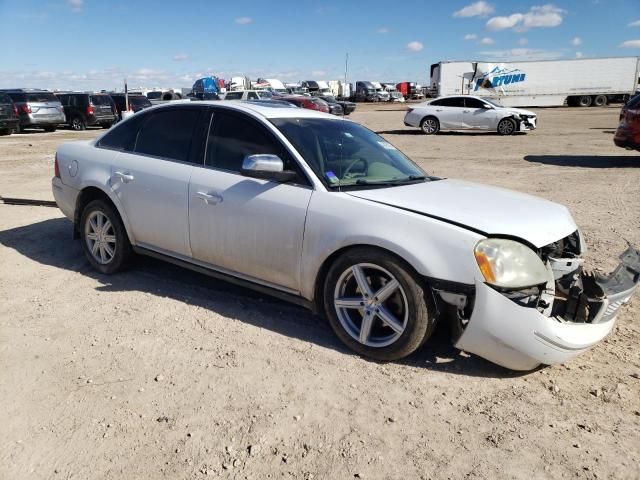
[474,238,549,289]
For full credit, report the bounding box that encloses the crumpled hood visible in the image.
[347,179,577,248]
[503,107,536,116]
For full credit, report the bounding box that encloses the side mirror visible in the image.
[241,154,297,182]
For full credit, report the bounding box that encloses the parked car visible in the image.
[109,94,153,120]
[274,95,330,113]
[51,101,639,371]
[353,81,378,102]
[0,89,65,132]
[301,81,332,95]
[317,95,356,115]
[613,94,640,151]
[55,92,117,130]
[0,92,20,135]
[404,95,537,135]
[223,90,274,101]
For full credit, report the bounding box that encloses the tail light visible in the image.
[54,152,60,178]
[87,104,94,116]
[21,104,32,114]
[13,104,18,117]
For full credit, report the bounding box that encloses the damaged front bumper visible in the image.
[518,115,537,131]
[448,246,639,370]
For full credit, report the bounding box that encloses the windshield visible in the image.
[481,97,504,108]
[322,95,337,103]
[258,91,273,98]
[147,91,162,100]
[90,95,112,105]
[129,96,152,107]
[271,118,427,188]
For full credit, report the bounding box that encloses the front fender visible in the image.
[300,192,484,301]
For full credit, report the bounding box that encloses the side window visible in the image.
[134,109,200,162]
[98,114,145,151]
[465,97,487,109]
[430,99,443,106]
[247,92,258,100]
[440,97,465,107]
[57,95,68,106]
[225,92,242,100]
[206,111,296,175]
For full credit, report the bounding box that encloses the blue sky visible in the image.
[0,0,639,90]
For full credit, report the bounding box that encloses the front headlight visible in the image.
[474,238,549,289]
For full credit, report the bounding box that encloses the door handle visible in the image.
[463,110,470,113]
[435,108,443,112]
[114,171,134,183]
[196,191,223,205]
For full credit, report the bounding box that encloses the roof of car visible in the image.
[145,100,340,120]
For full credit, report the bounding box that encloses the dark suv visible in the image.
[0,89,66,132]
[55,92,117,130]
[0,92,20,135]
[109,93,152,120]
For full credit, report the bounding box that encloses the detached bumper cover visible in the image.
[519,116,537,131]
[455,247,639,370]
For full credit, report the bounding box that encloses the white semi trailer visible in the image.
[429,57,640,107]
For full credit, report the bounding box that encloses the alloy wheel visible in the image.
[421,118,438,134]
[498,119,515,135]
[84,211,116,265]
[333,263,409,348]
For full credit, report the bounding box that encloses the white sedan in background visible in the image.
[404,95,537,135]
[52,101,637,371]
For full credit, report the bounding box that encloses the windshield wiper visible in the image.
[354,175,428,186]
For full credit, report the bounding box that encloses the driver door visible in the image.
[188,109,312,292]
[463,97,498,130]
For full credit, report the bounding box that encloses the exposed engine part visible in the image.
[539,230,581,261]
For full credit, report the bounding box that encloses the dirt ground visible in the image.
[1,104,639,480]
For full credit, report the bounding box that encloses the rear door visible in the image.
[463,97,498,129]
[106,106,205,257]
[188,109,312,291]
[432,97,465,129]
[0,93,13,122]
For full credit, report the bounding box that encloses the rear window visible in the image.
[90,95,113,106]
[0,93,12,104]
[147,92,162,100]
[225,92,242,100]
[129,96,152,107]
[6,92,27,102]
[27,92,59,103]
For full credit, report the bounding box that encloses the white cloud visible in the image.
[311,70,327,77]
[487,4,565,31]
[173,53,189,61]
[480,37,495,45]
[628,20,640,27]
[376,27,389,34]
[575,51,583,58]
[406,41,424,52]
[571,36,582,46]
[453,1,494,18]
[464,33,478,40]
[478,48,564,61]
[67,0,83,12]
[487,14,523,31]
[620,39,640,48]
[517,38,528,45]
[235,17,252,25]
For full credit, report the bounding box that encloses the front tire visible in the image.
[497,117,517,135]
[80,199,132,274]
[323,248,434,361]
[420,116,440,135]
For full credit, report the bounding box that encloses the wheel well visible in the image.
[499,116,518,131]
[312,244,424,315]
[420,115,438,125]
[73,187,117,238]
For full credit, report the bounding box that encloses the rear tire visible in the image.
[577,95,593,107]
[420,116,440,135]
[80,199,132,274]
[323,248,435,362]
[593,95,607,107]
[71,116,86,131]
[497,117,517,135]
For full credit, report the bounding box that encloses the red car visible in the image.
[614,94,640,151]
[273,95,330,113]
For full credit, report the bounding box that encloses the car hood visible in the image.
[346,179,576,248]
